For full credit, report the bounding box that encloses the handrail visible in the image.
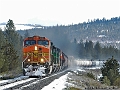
[22,54,29,69]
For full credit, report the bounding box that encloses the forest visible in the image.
[71,39,120,60]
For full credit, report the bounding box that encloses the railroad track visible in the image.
[0,76,37,90]
[0,69,69,90]
[0,76,29,86]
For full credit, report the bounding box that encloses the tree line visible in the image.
[0,19,23,74]
[71,39,120,60]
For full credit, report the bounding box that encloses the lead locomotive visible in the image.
[22,36,68,76]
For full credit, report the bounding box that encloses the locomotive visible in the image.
[22,36,68,76]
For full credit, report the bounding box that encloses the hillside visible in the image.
[17,17,120,49]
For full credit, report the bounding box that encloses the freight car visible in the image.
[22,36,68,76]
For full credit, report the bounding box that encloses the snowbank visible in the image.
[42,74,68,90]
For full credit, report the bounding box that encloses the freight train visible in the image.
[22,36,68,76]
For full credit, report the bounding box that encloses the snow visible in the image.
[0,24,42,31]
[97,74,103,81]
[0,76,35,90]
[97,35,106,38]
[41,74,68,90]
[86,66,102,69]
[15,25,35,30]
[0,73,68,90]
[41,67,102,90]
[0,67,102,89]
[0,76,28,84]
[0,79,9,85]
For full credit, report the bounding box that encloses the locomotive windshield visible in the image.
[38,40,49,46]
[24,40,36,46]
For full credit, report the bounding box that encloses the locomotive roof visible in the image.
[24,36,50,41]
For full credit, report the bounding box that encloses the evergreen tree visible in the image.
[5,19,18,47]
[84,40,94,58]
[79,39,85,58]
[94,41,102,59]
[84,40,90,58]
[0,29,5,72]
[3,19,21,71]
[101,56,120,85]
[0,28,12,72]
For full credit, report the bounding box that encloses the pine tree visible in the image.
[101,56,120,85]
[84,40,94,58]
[0,29,5,72]
[79,39,85,58]
[5,19,18,47]
[0,28,12,72]
[3,19,21,71]
[94,41,102,59]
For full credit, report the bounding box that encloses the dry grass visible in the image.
[68,87,82,90]
[65,69,117,90]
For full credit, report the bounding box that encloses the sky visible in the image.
[0,0,120,26]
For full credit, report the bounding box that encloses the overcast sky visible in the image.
[0,0,120,26]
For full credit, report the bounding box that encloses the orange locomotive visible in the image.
[22,36,68,76]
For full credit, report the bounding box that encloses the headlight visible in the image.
[28,59,30,62]
[41,58,44,62]
[35,46,37,50]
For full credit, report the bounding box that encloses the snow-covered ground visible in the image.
[0,73,68,90]
[0,24,42,31]
[41,74,68,90]
[0,67,103,90]
[0,76,33,90]
[41,67,102,90]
